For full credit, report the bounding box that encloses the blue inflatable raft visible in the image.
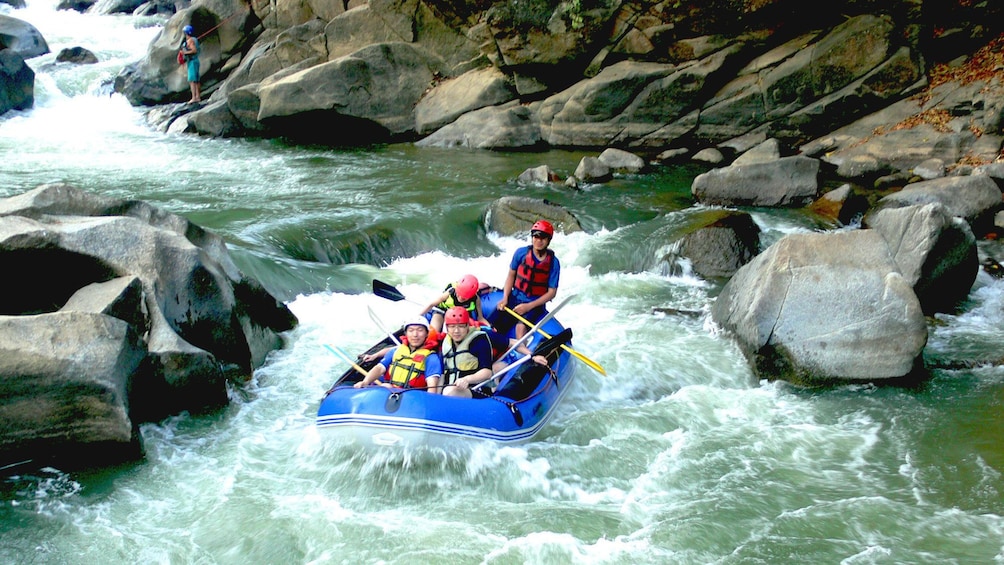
[315,288,576,447]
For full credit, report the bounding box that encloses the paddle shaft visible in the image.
[366,305,401,345]
[503,306,606,375]
[472,353,532,391]
[497,293,574,360]
[323,344,368,377]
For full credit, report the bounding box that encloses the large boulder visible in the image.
[0,184,297,467]
[801,79,1004,182]
[537,46,743,149]
[0,15,50,59]
[414,67,517,135]
[865,203,978,315]
[0,312,146,469]
[712,230,927,385]
[257,42,440,141]
[691,155,820,207]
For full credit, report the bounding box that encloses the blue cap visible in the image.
[183,25,194,35]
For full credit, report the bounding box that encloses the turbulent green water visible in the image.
[1,3,1003,563]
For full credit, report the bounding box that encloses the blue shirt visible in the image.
[508,245,560,304]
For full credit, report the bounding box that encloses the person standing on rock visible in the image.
[494,220,561,341]
[180,25,201,104]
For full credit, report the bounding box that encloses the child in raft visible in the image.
[418,274,487,332]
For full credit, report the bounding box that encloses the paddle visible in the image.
[474,327,573,391]
[323,344,368,377]
[503,306,606,375]
[372,279,422,305]
[366,305,401,345]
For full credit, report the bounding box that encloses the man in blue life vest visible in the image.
[495,219,561,341]
[354,318,442,392]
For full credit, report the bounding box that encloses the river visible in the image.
[2,2,1003,563]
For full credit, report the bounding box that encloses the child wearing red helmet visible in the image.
[419,274,486,332]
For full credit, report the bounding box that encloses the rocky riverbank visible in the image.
[3,0,1004,470]
[0,185,297,471]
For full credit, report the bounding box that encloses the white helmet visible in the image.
[404,318,429,330]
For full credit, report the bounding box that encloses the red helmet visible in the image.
[531,220,554,237]
[444,306,470,326]
[455,274,479,301]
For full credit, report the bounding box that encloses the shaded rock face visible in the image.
[0,185,297,468]
[678,210,761,279]
[0,49,34,117]
[0,312,146,469]
[712,230,928,386]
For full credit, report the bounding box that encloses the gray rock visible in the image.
[803,79,1004,182]
[732,138,781,166]
[677,210,760,279]
[484,196,583,237]
[866,203,978,314]
[692,155,820,207]
[654,148,690,163]
[186,99,246,137]
[61,276,147,332]
[258,42,438,138]
[869,175,1003,233]
[912,158,945,180]
[415,67,516,135]
[0,184,297,433]
[574,156,612,183]
[807,184,869,226]
[55,46,98,65]
[517,165,558,185]
[692,147,723,164]
[0,48,34,115]
[712,230,927,385]
[416,101,542,150]
[0,15,50,59]
[0,312,145,466]
[91,0,144,15]
[597,148,645,173]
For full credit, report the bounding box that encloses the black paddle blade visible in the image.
[533,328,573,358]
[372,279,406,302]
